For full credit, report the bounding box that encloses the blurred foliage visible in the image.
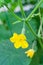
[0,0,43,65]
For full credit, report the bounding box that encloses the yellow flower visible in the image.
[10,33,29,49]
[14,41,21,48]
[10,33,18,43]
[19,34,26,40]
[21,41,28,48]
[25,49,35,58]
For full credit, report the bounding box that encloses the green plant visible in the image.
[0,0,43,65]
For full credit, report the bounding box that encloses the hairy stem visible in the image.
[18,0,26,18]
[37,0,43,49]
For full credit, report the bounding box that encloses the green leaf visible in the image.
[0,11,39,43]
[0,11,40,65]
[0,40,31,65]
[0,25,11,40]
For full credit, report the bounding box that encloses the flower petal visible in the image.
[19,34,26,40]
[13,33,18,37]
[10,36,15,43]
[25,49,35,58]
[14,41,21,48]
[21,41,29,48]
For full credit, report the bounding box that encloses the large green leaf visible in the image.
[0,11,40,65]
[0,11,39,41]
[0,40,31,65]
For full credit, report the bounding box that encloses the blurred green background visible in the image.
[0,0,43,65]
